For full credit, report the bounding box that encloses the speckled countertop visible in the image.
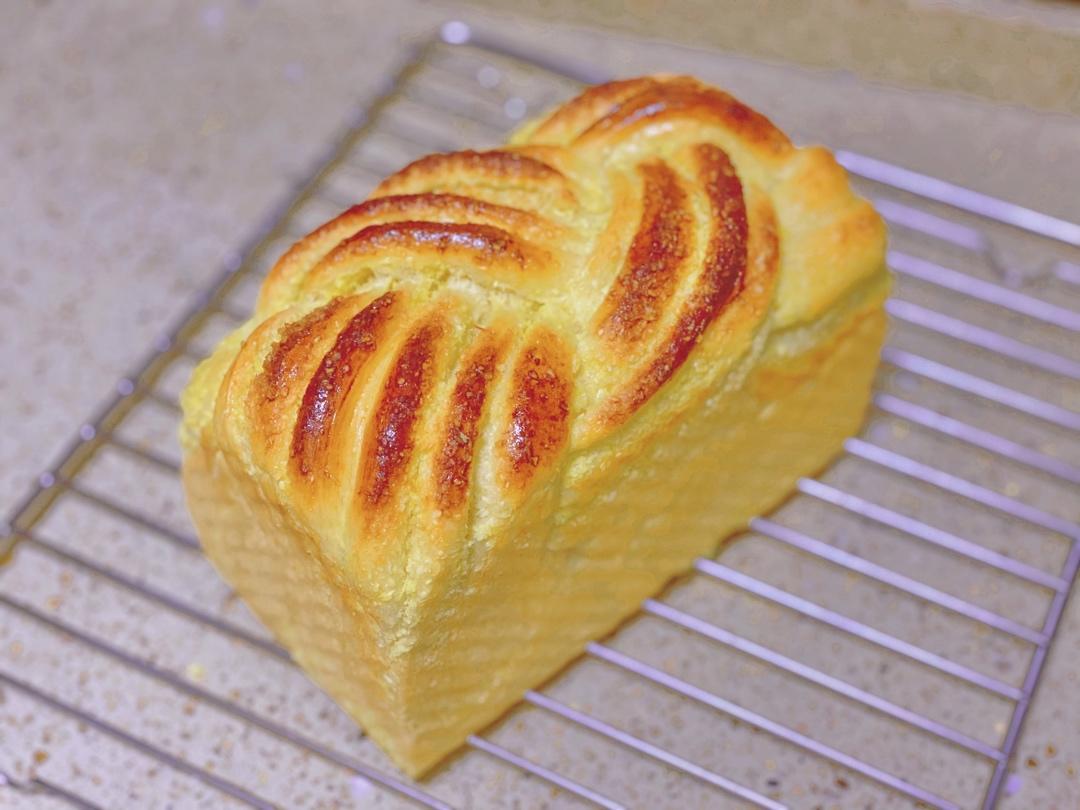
[2,1,1078,808]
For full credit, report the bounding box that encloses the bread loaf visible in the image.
[180,75,889,776]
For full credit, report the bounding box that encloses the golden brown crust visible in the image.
[595,160,692,347]
[183,73,885,574]
[598,144,749,426]
[435,329,508,515]
[257,193,564,315]
[291,291,400,481]
[343,221,530,267]
[375,150,575,205]
[503,330,572,489]
[524,78,655,143]
[360,313,446,510]
[343,194,563,241]
[251,296,356,455]
[522,76,792,161]
[575,78,791,158]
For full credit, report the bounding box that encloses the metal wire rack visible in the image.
[3,22,1079,810]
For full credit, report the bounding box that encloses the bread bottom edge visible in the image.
[182,298,887,777]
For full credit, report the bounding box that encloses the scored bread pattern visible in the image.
[191,77,860,550]
[181,74,888,773]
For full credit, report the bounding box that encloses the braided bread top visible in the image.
[181,76,885,580]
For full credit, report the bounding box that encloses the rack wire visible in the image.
[2,22,1078,810]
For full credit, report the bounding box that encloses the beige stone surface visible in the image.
[2,1,1078,808]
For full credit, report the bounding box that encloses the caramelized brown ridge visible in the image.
[377,150,566,192]
[597,161,691,344]
[251,297,354,445]
[603,144,748,425]
[290,292,399,479]
[347,193,558,236]
[361,317,444,508]
[694,144,750,313]
[528,78,656,143]
[337,221,532,271]
[435,332,507,514]
[576,78,790,156]
[505,333,572,488]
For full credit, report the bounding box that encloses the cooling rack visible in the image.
[2,22,1079,810]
